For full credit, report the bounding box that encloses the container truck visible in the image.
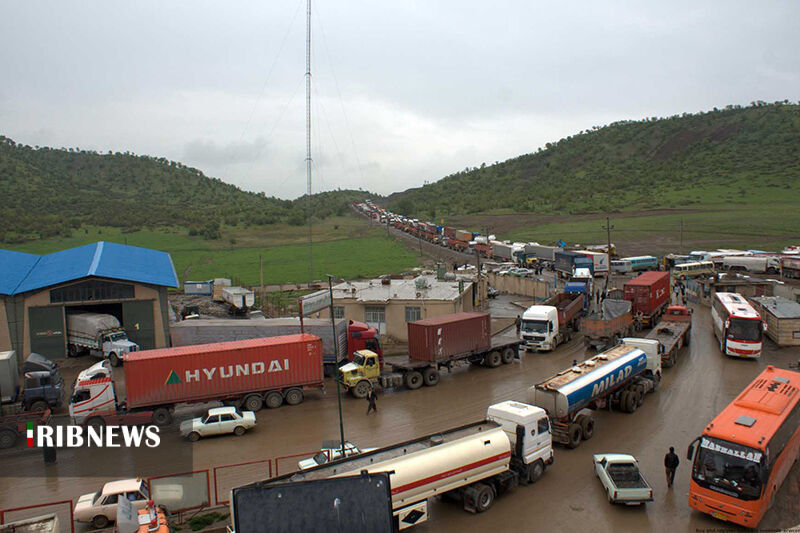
[0,351,65,413]
[642,305,692,367]
[339,313,522,398]
[69,334,324,426]
[582,299,634,351]
[520,293,584,352]
[66,312,139,366]
[578,251,609,275]
[623,271,670,327]
[525,244,561,264]
[491,241,514,261]
[555,251,593,278]
[527,343,661,448]
[240,401,554,529]
[170,318,382,376]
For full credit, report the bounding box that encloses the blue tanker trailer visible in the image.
[528,343,661,448]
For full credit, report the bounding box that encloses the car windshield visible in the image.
[728,318,762,342]
[692,437,763,500]
[92,490,102,504]
[521,320,548,334]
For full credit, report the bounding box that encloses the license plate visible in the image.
[712,512,727,521]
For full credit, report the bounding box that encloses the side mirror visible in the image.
[762,322,768,332]
[687,438,699,460]
[725,319,731,329]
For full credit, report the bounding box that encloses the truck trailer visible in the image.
[525,244,562,264]
[528,343,661,448]
[582,299,634,351]
[339,313,522,398]
[170,318,382,376]
[642,305,692,367]
[577,250,609,275]
[241,401,554,530]
[555,251,593,278]
[69,334,324,426]
[520,293,584,352]
[66,312,139,366]
[623,271,670,327]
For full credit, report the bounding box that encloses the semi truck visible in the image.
[339,313,522,398]
[525,244,562,265]
[722,255,780,274]
[491,241,514,261]
[0,351,65,413]
[582,299,634,351]
[528,343,661,448]
[520,293,584,352]
[170,318,382,376]
[642,305,692,367]
[577,251,609,275]
[555,251,593,278]
[242,401,554,529]
[623,271,670,327]
[69,334,324,426]
[66,312,139,366]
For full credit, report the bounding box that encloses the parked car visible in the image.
[73,478,150,529]
[179,406,256,441]
[298,441,376,470]
[593,453,653,505]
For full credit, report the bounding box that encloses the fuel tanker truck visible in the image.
[232,401,554,530]
[528,343,661,448]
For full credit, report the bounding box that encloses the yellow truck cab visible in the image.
[339,350,381,397]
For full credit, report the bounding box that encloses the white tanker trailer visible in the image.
[234,401,553,530]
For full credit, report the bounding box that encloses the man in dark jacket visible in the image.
[366,387,378,415]
[664,446,680,488]
[515,315,522,334]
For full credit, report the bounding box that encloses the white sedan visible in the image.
[180,406,256,441]
[298,441,376,469]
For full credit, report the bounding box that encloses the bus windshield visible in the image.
[692,437,763,501]
[521,320,548,334]
[728,318,762,342]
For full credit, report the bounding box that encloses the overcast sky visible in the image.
[2,1,799,199]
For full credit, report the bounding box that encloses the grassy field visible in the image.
[6,215,423,285]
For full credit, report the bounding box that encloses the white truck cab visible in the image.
[619,338,662,384]
[521,306,559,351]
[487,400,554,477]
[69,377,118,424]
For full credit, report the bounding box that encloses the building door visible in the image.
[364,306,386,335]
[122,300,156,350]
[28,306,66,359]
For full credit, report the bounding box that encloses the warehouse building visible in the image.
[316,276,474,342]
[0,241,178,360]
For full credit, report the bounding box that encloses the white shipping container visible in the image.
[222,287,255,309]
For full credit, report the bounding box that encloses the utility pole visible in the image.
[603,217,614,255]
[679,219,684,253]
[305,0,313,284]
[259,254,264,290]
[327,275,346,459]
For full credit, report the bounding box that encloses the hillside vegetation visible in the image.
[386,102,800,220]
[0,136,375,243]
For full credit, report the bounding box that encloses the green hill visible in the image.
[385,102,800,220]
[0,136,374,243]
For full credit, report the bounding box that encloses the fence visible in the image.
[0,500,73,532]
[487,272,552,300]
[213,459,272,506]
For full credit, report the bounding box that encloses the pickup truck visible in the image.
[593,453,653,505]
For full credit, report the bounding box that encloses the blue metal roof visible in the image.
[1,241,178,295]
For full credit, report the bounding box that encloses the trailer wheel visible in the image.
[483,351,502,368]
[0,429,17,449]
[567,424,582,448]
[352,380,371,399]
[109,352,122,367]
[244,394,263,412]
[501,347,515,364]
[529,460,545,483]
[422,367,440,387]
[152,407,172,426]
[265,391,283,409]
[285,388,304,405]
[404,371,423,390]
[580,416,595,440]
[474,483,495,513]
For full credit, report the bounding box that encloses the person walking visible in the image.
[664,446,680,488]
[366,386,378,415]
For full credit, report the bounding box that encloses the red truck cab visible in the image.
[347,320,382,365]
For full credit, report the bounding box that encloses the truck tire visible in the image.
[404,371,423,390]
[285,388,304,405]
[87,416,106,429]
[567,424,582,449]
[626,392,639,413]
[352,380,371,399]
[618,391,629,412]
[152,408,172,426]
[483,351,502,368]
[501,347,515,364]
[29,400,49,412]
[580,415,595,440]
[684,332,691,346]
[244,394,263,412]
[529,460,544,483]
[474,483,495,513]
[109,352,122,367]
[422,367,440,387]
[265,391,283,409]
[0,429,17,449]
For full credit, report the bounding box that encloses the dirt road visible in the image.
[1,305,799,531]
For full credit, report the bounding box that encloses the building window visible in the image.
[332,306,345,319]
[364,306,385,326]
[50,280,135,303]
[405,306,421,322]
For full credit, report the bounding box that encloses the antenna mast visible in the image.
[305,0,313,284]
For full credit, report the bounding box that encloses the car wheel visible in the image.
[188,431,200,442]
[92,515,110,529]
[285,388,304,405]
[244,394,263,412]
[422,367,440,386]
[265,391,283,409]
[233,426,246,436]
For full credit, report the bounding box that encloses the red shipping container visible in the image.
[124,334,323,409]
[624,271,670,316]
[407,313,490,362]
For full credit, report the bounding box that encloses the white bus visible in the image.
[672,261,715,278]
[711,292,766,358]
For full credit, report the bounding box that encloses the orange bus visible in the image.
[687,365,800,527]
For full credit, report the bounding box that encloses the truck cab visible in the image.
[520,306,559,351]
[101,330,139,366]
[618,338,662,385]
[21,371,65,412]
[69,377,119,425]
[339,350,381,397]
[347,320,383,362]
[487,400,554,479]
